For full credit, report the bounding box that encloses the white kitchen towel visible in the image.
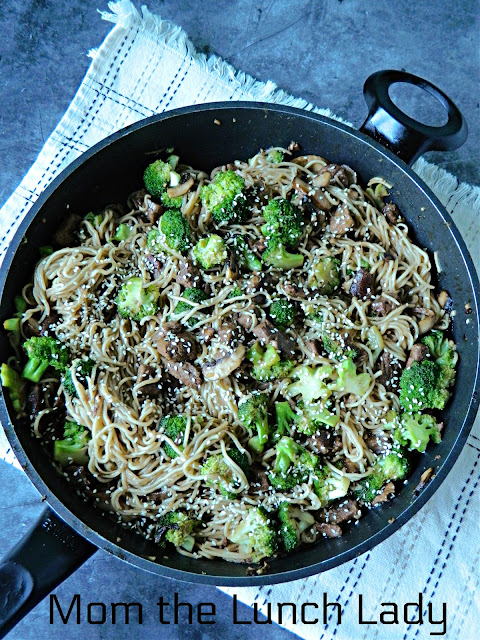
[0,2,478,639]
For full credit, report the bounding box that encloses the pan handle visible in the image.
[0,506,96,638]
[359,69,468,165]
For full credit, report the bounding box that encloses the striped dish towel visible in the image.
[0,2,478,638]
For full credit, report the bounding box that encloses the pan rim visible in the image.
[0,101,478,586]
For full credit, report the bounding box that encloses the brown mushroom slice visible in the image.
[413,307,436,335]
[350,268,375,300]
[292,177,333,211]
[145,198,163,224]
[202,345,246,381]
[292,155,326,169]
[152,327,198,362]
[371,481,395,506]
[166,176,194,199]
[329,204,355,235]
[406,343,429,369]
[225,251,239,281]
[252,319,296,356]
[165,361,202,388]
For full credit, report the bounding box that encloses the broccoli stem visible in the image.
[1,363,25,412]
[22,358,50,383]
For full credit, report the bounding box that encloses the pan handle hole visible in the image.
[388,82,449,127]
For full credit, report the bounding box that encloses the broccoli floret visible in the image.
[116,277,160,321]
[307,256,340,294]
[296,400,339,434]
[62,359,94,397]
[227,287,243,299]
[144,159,174,198]
[156,511,198,551]
[273,401,299,441]
[262,238,304,270]
[229,506,278,562]
[269,298,296,330]
[200,170,249,224]
[157,209,191,254]
[329,358,371,397]
[286,364,333,403]
[160,415,188,458]
[269,436,319,490]
[229,235,262,272]
[160,192,183,209]
[277,501,315,552]
[172,287,208,327]
[421,330,457,388]
[246,341,294,383]
[193,235,227,269]
[312,465,351,507]
[355,444,411,504]
[1,363,25,413]
[200,448,249,499]
[261,199,304,247]
[399,360,450,412]
[22,336,69,383]
[53,421,91,466]
[322,329,358,361]
[238,393,270,453]
[266,149,284,164]
[394,413,441,453]
[113,223,131,242]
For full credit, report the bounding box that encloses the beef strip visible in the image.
[315,522,342,538]
[371,296,396,317]
[306,430,333,455]
[377,350,401,391]
[130,189,147,210]
[153,327,198,363]
[371,481,395,506]
[252,319,296,356]
[39,312,60,336]
[145,198,163,224]
[165,361,201,388]
[325,498,360,525]
[53,213,82,247]
[329,204,355,235]
[175,258,204,290]
[145,253,163,279]
[350,268,375,300]
[382,203,401,225]
[234,311,257,332]
[406,343,429,369]
[136,363,162,397]
[305,339,322,358]
[364,432,390,455]
[284,281,307,299]
[253,469,270,491]
[343,459,360,473]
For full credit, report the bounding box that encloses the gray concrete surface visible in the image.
[0,1,478,639]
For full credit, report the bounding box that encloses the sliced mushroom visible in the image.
[202,345,246,381]
[312,171,331,188]
[153,326,198,362]
[166,175,194,199]
[292,176,333,211]
[283,281,307,299]
[252,319,296,356]
[130,189,147,210]
[350,268,375,300]
[371,295,396,317]
[136,363,162,397]
[414,307,436,335]
[371,481,395,506]
[225,251,239,281]
[145,198,163,224]
[165,361,202,388]
[175,258,202,289]
[406,343,429,369]
[329,204,355,235]
[383,203,402,225]
[438,290,453,312]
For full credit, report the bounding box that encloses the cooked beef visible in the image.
[145,253,163,279]
[306,430,332,455]
[305,339,322,358]
[39,312,60,336]
[406,343,429,369]
[325,498,360,525]
[364,432,390,455]
[218,322,240,346]
[130,189,147,210]
[175,258,202,289]
[136,363,162,397]
[371,296,396,317]
[382,202,401,225]
[350,268,374,300]
[252,319,296,356]
[165,361,202,388]
[153,327,198,363]
[377,351,401,391]
[235,311,257,332]
[371,481,395,506]
[225,252,239,281]
[53,213,82,247]
[343,459,360,473]
[329,204,355,235]
[145,198,163,224]
[315,522,342,538]
[284,281,307,299]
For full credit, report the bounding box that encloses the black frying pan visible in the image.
[0,70,478,637]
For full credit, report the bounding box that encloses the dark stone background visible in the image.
[0,1,478,639]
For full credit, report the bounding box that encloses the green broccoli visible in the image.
[261,199,304,247]
[159,415,188,458]
[269,436,319,490]
[3,317,21,345]
[238,393,270,453]
[229,506,278,562]
[399,360,450,412]
[113,223,131,242]
[295,400,339,434]
[144,159,175,198]
[116,276,160,321]
[62,359,94,397]
[273,401,299,441]
[277,501,315,552]
[322,329,358,361]
[269,298,296,330]
[1,363,25,413]
[53,421,91,466]
[84,212,104,227]
[394,413,441,453]
[262,238,304,270]
[200,448,249,499]
[193,235,227,269]
[266,149,284,164]
[307,256,340,294]
[160,192,183,209]
[312,465,351,507]
[172,287,208,327]
[22,336,69,383]
[229,235,262,272]
[227,287,243,299]
[246,342,294,382]
[355,444,411,504]
[200,170,249,224]
[328,358,371,397]
[286,363,334,403]
[421,330,457,388]
[156,511,198,551]
[157,209,191,254]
